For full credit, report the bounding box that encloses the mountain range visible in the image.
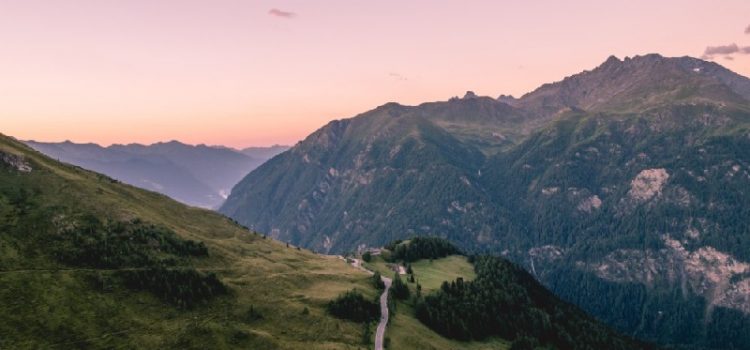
[220,54,750,349]
[0,133,650,349]
[26,140,288,209]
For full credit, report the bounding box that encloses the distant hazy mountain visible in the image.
[240,145,290,160]
[26,140,288,208]
[221,54,750,349]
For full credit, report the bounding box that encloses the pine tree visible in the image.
[391,273,410,299]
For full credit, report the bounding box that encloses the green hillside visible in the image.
[0,134,377,349]
[363,238,652,350]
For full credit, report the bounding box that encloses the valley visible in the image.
[26,140,288,209]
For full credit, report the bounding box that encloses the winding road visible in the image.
[374,275,391,350]
[348,258,391,350]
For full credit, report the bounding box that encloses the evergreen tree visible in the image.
[391,273,410,300]
[372,271,385,290]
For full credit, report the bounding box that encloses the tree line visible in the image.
[386,236,461,263]
[414,256,653,350]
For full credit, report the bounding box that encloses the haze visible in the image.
[2,0,749,147]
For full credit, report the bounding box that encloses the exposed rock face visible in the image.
[587,236,750,314]
[542,187,559,195]
[628,168,669,202]
[1,152,32,172]
[577,195,602,213]
[529,245,565,262]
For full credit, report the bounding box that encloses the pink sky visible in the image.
[2,0,750,148]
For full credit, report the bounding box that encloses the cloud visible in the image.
[388,72,407,81]
[701,43,750,60]
[704,43,740,56]
[746,24,750,34]
[268,8,295,18]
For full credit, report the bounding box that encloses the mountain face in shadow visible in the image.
[221,54,750,349]
[27,140,288,208]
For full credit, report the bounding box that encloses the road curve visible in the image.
[346,258,391,350]
[374,275,391,350]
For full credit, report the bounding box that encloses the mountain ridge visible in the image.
[26,140,289,209]
[221,54,750,349]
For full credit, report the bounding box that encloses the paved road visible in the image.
[374,275,391,350]
[347,258,391,350]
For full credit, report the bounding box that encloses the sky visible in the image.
[2,0,750,148]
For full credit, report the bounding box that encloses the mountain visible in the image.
[0,133,648,349]
[240,145,291,160]
[25,140,288,209]
[0,133,378,349]
[221,54,750,349]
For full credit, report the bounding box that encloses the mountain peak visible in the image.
[517,54,750,114]
[601,55,621,67]
[463,91,478,99]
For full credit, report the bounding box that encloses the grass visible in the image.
[387,302,510,350]
[409,255,476,293]
[363,253,508,349]
[362,255,400,279]
[0,134,379,349]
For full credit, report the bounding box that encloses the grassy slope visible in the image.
[0,134,377,349]
[364,255,508,350]
[409,255,476,294]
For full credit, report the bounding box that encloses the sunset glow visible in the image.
[3,0,750,147]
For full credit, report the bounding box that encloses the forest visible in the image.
[326,290,379,323]
[414,256,651,350]
[386,236,461,262]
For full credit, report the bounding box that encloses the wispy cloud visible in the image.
[705,43,740,56]
[701,43,750,60]
[746,24,750,34]
[269,8,295,19]
[388,72,407,81]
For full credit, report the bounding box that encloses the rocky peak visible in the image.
[599,55,622,69]
[516,53,750,115]
[463,91,478,99]
[496,94,517,105]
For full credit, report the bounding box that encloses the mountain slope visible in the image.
[0,133,654,349]
[26,140,287,208]
[241,145,291,160]
[362,239,653,350]
[482,105,750,349]
[221,54,750,349]
[0,134,376,349]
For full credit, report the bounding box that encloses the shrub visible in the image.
[391,274,410,300]
[327,290,379,323]
[372,271,385,290]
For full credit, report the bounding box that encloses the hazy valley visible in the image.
[26,140,288,209]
